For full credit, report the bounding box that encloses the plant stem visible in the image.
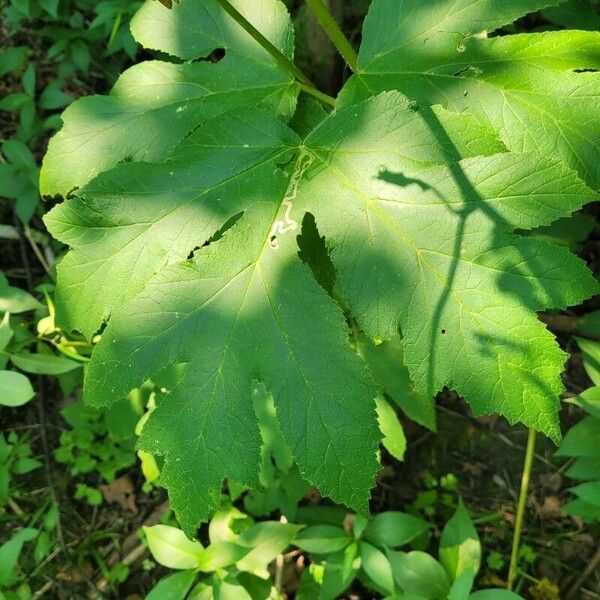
[298,82,336,107]
[507,427,537,590]
[215,0,336,106]
[305,0,358,72]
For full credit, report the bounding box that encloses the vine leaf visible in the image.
[46,91,597,532]
[339,0,600,190]
[40,0,298,197]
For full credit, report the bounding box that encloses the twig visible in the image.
[8,496,24,516]
[103,500,168,565]
[27,546,62,582]
[437,405,555,468]
[274,515,289,594]
[23,224,51,276]
[13,216,33,291]
[93,501,168,594]
[32,580,54,598]
[565,545,600,600]
[274,553,285,594]
[94,544,149,594]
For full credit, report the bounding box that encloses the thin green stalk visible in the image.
[299,82,335,107]
[507,428,537,590]
[215,0,335,107]
[305,0,358,72]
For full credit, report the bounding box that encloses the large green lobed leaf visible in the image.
[43,0,599,533]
